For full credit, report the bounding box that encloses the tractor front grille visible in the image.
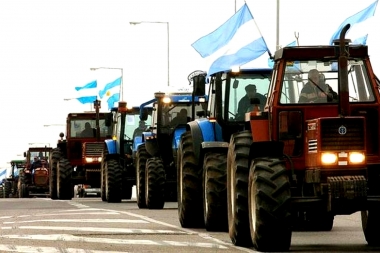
[321,118,365,151]
[84,142,104,157]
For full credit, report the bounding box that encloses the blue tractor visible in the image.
[135,75,208,209]
[101,102,153,203]
[177,68,272,232]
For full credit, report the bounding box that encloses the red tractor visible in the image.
[49,100,113,200]
[19,147,52,198]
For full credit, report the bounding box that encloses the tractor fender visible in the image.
[104,139,119,157]
[248,141,284,167]
[172,126,187,150]
[187,118,226,164]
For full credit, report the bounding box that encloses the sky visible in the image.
[0,0,379,168]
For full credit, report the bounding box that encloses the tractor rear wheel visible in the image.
[248,158,292,252]
[362,210,380,246]
[227,131,253,247]
[101,150,107,201]
[4,181,11,198]
[49,148,60,200]
[105,158,122,203]
[136,144,149,208]
[177,131,204,228]
[203,152,228,232]
[18,172,29,198]
[57,158,72,200]
[21,184,28,198]
[145,157,165,209]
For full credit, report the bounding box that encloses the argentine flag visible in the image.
[74,80,98,104]
[191,3,269,76]
[329,0,378,45]
[98,76,122,110]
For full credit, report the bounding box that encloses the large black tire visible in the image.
[18,172,29,198]
[227,131,253,246]
[4,181,11,198]
[362,210,380,246]
[203,152,228,231]
[177,131,204,228]
[145,157,165,209]
[248,158,292,252]
[100,149,107,201]
[105,158,122,203]
[136,144,149,208]
[49,148,61,200]
[57,158,72,200]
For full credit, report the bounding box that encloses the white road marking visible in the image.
[0,216,13,219]
[0,245,119,253]
[33,212,119,216]
[0,234,228,249]
[1,225,189,234]
[4,218,148,224]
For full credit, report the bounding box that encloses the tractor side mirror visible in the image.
[105,113,113,127]
[233,79,239,89]
[140,108,149,121]
[193,75,206,96]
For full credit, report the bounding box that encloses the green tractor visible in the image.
[3,159,26,198]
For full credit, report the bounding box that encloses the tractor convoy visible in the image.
[6,23,380,252]
[176,24,380,251]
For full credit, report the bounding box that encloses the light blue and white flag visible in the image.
[75,80,97,91]
[99,76,122,109]
[353,34,369,45]
[74,80,98,104]
[107,93,120,110]
[191,3,269,76]
[329,0,378,45]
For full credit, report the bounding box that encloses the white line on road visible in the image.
[0,234,229,249]
[4,218,148,224]
[0,244,128,253]
[1,226,189,234]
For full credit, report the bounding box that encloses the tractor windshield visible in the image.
[225,71,272,121]
[69,119,112,138]
[280,59,375,104]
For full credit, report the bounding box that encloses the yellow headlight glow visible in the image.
[321,153,337,165]
[349,152,365,164]
[163,97,171,103]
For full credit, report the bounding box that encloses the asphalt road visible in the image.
[1,194,380,253]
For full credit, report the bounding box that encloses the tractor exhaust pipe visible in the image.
[338,24,350,117]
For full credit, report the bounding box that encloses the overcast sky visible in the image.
[0,0,378,168]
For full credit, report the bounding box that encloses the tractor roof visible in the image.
[274,45,368,61]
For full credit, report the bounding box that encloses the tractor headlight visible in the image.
[85,157,102,163]
[349,152,365,164]
[163,97,171,103]
[321,152,337,165]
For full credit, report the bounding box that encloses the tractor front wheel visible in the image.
[105,158,122,203]
[57,158,72,200]
[248,158,292,252]
[136,144,149,208]
[227,131,253,247]
[145,157,165,209]
[203,152,227,232]
[177,131,204,228]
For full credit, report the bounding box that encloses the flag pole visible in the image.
[276,0,280,50]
